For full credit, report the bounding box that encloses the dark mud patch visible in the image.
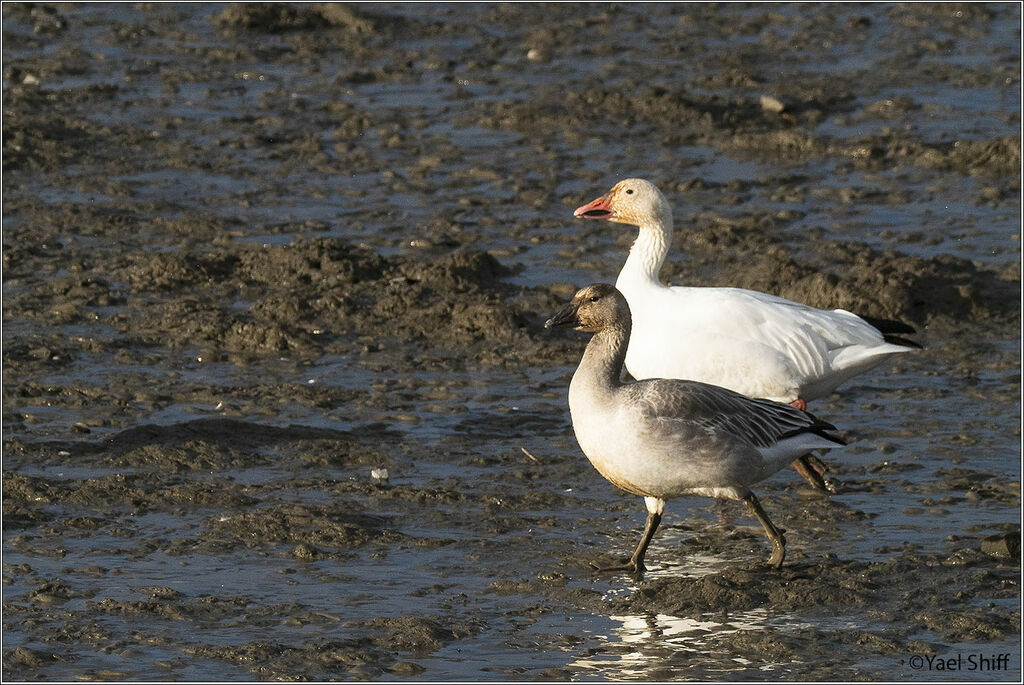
[2,646,62,678]
[711,240,1018,327]
[212,3,380,35]
[653,209,1020,328]
[3,418,395,472]
[186,638,395,680]
[607,553,1019,628]
[3,234,574,371]
[181,501,401,559]
[3,419,413,567]
[347,615,483,657]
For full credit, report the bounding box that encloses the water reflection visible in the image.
[570,608,808,680]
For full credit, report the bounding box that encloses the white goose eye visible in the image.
[625,188,634,195]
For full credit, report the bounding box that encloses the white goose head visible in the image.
[573,178,672,230]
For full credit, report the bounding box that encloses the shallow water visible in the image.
[3,2,1021,681]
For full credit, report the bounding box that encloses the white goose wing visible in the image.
[663,286,913,398]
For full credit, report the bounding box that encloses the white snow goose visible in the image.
[546,284,846,573]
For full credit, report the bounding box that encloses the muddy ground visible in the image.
[3,2,1021,681]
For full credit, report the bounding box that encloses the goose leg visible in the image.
[629,510,661,571]
[742,492,786,568]
[592,497,665,576]
[787,397,837,493]
[591,511,661,576]
[792,454,836,493]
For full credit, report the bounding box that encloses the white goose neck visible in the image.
[620,214,672,288]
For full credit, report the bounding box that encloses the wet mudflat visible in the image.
[2,2,1021,681]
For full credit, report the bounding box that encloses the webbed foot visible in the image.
[589,558,645,578]
[793,453,838,493]
[765,538,786,569]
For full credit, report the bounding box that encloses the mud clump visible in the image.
[716,246,1018,326]
[5,419,392,472]
[2,646,60,671]
[212,3,377,34]
[5,235,559,368]
[981,532,1020,559]
[347,615,481,657]
[191,502,398,557]
[126,609,473,679]
[608,556,879,617]
[89,594,248,623]
[943,135,1020,181]
[186,639,396,680]
[661,212,1019,327]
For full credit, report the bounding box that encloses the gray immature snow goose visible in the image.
[546,283,846,574]
[574,178,919,491]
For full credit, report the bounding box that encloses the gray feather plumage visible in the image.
[623,378,844,450]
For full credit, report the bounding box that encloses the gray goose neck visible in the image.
[578,324,630,389]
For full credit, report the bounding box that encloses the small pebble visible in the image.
[526,48,550,62]
[760,95,785,113]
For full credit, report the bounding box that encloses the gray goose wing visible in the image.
[626,378,843,449]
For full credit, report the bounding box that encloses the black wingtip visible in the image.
[812,428,847,446]
[884,334,923,349]
[862,316,917,335]
[862,316,923,349]
[780,422,847,446]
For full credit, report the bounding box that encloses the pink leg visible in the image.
[787,397,837,493]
